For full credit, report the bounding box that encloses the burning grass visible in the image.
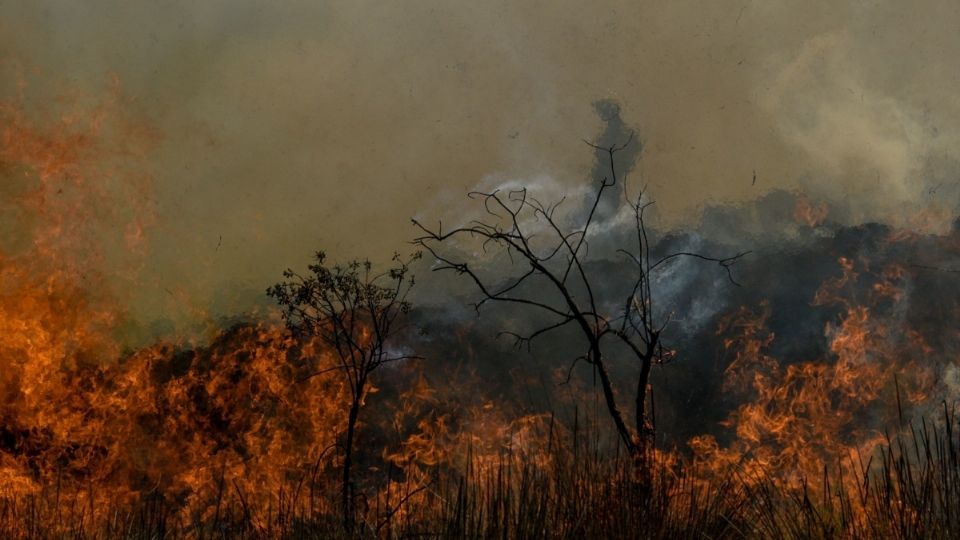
[6,73,960,538]
[1,398,959,539]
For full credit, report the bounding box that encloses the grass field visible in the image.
[2,404,957,540]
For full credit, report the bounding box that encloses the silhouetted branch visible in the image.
[412,134,747,458]
[498,316,577,351]
[650,250,752,286]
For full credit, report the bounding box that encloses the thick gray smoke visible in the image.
[403,103,960,450]
[4,1,960,333]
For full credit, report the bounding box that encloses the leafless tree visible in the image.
[267,251,420,531]
[412,137,747,459]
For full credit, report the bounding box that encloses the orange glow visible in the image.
[690,255,938,528]
[793,193,828,227]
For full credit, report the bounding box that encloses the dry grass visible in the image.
[2,406,959,539]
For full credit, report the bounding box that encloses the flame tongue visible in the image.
[692,254,939,509]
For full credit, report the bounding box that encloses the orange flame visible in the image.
[794,194,828,227]
[691,256,937,522]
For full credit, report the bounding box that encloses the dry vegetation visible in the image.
[2,403,959,539]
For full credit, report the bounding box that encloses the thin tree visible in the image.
[267,251,420,531]
[413,137,747,458]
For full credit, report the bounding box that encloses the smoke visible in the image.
[402,96,960,463]
[7,5,960,527]
[761,29,960,228]
[3,1,960,330]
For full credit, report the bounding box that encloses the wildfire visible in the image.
[690,254,941,520]
[0,75,568,529]
[0,75,153,499]
[3,71,959,537]
[0,76,360,525]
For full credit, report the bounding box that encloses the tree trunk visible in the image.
[591,343,639,456]
[635,350,654,456]
[342,391,362,533]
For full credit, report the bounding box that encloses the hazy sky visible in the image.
[2,1,958,329]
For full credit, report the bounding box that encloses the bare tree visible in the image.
[267,251,420,531]
[412,138,747,458]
